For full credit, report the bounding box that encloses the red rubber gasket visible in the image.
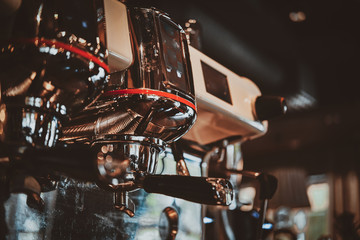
[104,89,197,111]
[16,38,109,73]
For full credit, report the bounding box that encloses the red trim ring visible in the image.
[16,38,109,73]
[104,89,197,111]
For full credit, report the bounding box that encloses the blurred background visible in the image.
[128,0,360,239]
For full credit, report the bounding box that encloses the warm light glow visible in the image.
[0,105,6,122]
[239,186,256,211]
[294,210,307,232]
[35,4,44,25]
[0,157,9,162]
[101,145,109,154]
[287,91,316,111]
[43,81,55,91]
[262,223,273,230]
[307,183,329,212]
[203,217,214,224]
[79,38,86,44]
[289,11,306,22]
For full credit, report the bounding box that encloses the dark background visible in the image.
[133,0,360,173]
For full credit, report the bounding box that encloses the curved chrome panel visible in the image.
[93,135,164,191]
[0,0,108,151]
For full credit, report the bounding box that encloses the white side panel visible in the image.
[183,46,267,145]
[104,0,133,72]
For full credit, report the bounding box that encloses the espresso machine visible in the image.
[0,0,285,239]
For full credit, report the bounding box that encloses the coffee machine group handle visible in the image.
[141,175,233,206]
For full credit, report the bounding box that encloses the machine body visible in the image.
[0,1,286,239]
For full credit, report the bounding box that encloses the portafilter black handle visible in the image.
[20,145,98,182]
[18,146,234,206]
[141,175,233,206]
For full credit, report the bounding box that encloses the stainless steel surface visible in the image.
[114,191,136,217]
[159,207,179,240]
[0,97,62,149]
[176,159,190,176]
[107,7,195,102]
[0,0,109,152]
[61,93,195,143]
[171,142,190,176]
[61,6,196,143]
[93,136,164,191]
[204,141,244,201]
[205,178,233,206]
[57,6,199,216]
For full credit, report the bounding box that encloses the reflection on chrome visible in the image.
[0,1,284,239]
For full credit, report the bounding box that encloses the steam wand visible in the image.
[204,140,278,240]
